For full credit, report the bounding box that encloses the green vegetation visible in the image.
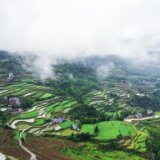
[22,132,27,141]
[41,93,53,99]
[32,118,45,125]
[44,102,60,112]
[14,130,20,141]
[19,111,39,119]
[60,121,73,129]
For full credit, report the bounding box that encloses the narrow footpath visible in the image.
[19,130,37,160]
[124,115,160,122]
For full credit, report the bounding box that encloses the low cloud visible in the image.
[97,63,115,80]
[1,0,160,77]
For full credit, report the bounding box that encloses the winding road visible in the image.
[19,130,37,160]
[9,107,47,160]
[124,115,160,123]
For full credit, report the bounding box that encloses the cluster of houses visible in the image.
[0,97,7,104]
[9,97,21,106]
[51,118,80,131]
[5,73,14,82]
[135,110,154,119]
[51,118,66,124]
[7,107,23,113]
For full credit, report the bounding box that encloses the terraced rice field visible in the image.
[60,121,73,129]
[127,131,148,152]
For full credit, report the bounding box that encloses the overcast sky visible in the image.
[0,0,160,61]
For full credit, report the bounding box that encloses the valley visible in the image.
[0,54,160,160]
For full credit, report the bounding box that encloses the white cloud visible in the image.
[1,0,160,77]
[0,0,160,59]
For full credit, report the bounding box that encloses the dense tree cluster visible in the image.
[128,90,160,111]
[146,128,160,160]
[68,102,106,124]
[45,63,100,98]
[68,132,91,142]
[21,97,34,109]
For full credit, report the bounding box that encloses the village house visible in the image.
[7,107,23,113]
[147,110,154,115]
[72,124,80,131]
[0,97,8,104]
[5,73,14,82]
[51,118,65,125]
[135,113,143,119]
[9,97,21,106]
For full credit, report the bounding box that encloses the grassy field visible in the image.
[19,111,39,119]
[44,102,61,112]
[97,121,120,140]
[60,121,73,129]
[14,130,20,141]
[54,105,63,112]
[105,112,113,116]
[80,124,95,135]
[66,142,147,160]
[62,121,137,142]
[61,128,77,136]
[22,132,27,141]
[32,118,45,126]
[63,101,77,108]
[41,93,53,99]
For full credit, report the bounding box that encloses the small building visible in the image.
[51,118,58,124]
[51,118,65,125]
[147,110,153,115]
[13,108,19,112]
[5,73,14,82]
[135,113,143,119]
[9,97,21,106]
[9,73,14,78]
[57,118,65,124]
[72,124,80,131]
[7,108,13,112]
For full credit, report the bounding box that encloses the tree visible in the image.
[21,97,34,109]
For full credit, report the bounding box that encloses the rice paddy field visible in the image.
[85,81,149,119]
[66,142,148,160]
[61,120,148,152]
[0,78,151,157]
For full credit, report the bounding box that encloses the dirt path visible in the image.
[124,115,160,122]
[19,130,37,160]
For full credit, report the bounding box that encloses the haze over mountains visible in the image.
[0,1,160,62]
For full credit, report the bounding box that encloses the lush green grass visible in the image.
[16,122,31,130]
[96,107,103,111]
[65,143,147,160]
[63,108,71,113]
[112,121,129,137]
[63,101,77,108]
[155,111,160,116]
[136,132,148,143]
[54,105,63,112]
[41,93,53,99]
[14,130,20,141]
[60,121,73,129]
[80,124,95,135]
[44,102,61,112]
[105,112,113,116]
[19,111,39,119]
[97,121,120,140]
[22,132,27,141]
[62,121,137,142]
[61,128,77,136]
[8,114,20,124]
[139,142,146,148]
[60,100,71,105]
[32,118,45,125]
